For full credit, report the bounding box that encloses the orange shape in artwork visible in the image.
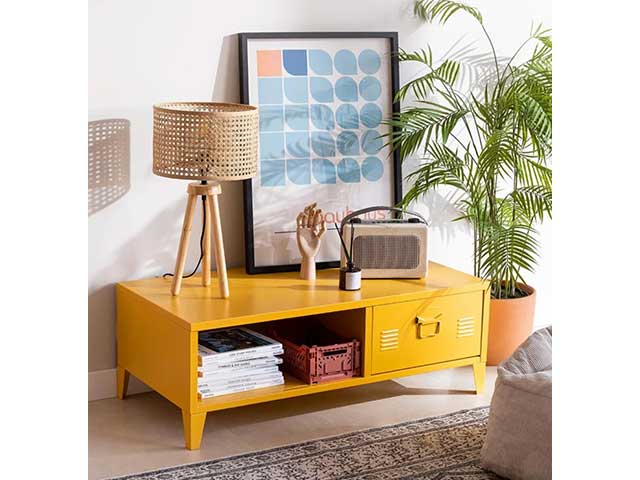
[257,50,282,76]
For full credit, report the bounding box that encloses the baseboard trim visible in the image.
[88,368,152,402]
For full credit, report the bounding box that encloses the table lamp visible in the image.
[153,102,259,297]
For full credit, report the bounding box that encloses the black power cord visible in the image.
[162,195,207,279]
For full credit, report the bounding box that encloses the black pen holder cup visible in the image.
[339,267,362,291]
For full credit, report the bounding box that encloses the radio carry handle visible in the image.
[340,206,429,231]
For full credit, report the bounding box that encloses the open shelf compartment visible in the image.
[195,308,368,403]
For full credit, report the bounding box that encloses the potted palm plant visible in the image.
[388,0,552,364]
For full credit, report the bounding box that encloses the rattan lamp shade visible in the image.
[153,102,259,181]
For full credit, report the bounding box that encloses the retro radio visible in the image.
[339,206,429,279]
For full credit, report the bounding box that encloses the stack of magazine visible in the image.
[198,327,284,399]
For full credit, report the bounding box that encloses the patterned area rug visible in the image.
[111,407,499,480]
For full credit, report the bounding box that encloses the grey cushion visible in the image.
[481,326,552,480]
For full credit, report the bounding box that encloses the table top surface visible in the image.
[117,262,487,331]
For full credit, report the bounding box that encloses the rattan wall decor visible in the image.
[152,102,259,297]
[153,102,259,181]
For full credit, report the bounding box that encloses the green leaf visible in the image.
[414,0,483,25]
[391,1,552,295]
[507,186,552,221]
[382,102,469,159]
[394,58,461,102]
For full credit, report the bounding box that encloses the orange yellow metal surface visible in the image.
[116,262,489,450]
[371,292,483,374]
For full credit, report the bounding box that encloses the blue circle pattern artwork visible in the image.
[311,132,336,158]
[257,48,386,186]
[335,104,359,129]
[334,50,358,75]
[337,158,361,183]
[284,78,308,103]
[359,76,382,101]
[337,131,359,156]
[309,50,333,75]
[358,49,381,74]
[335,77,358,102]
[310,104,334,130]
[362,156,384,181]
[285,105,309,131]
[310,77,333,103]
[361,130,383,155]
[360,103,382,128]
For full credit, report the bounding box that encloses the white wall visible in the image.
[89,0,552,373]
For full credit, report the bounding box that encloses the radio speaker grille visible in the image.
[353,235,420,269]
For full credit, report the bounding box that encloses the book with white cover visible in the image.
[198,366,281,383]
[198,372,283,389]
[198,376,285,399]
[198,345,284,366]
[198,356,282,374]
[198,327,283,365]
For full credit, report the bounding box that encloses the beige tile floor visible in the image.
[89,366,497,480]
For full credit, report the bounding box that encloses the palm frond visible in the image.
[505,185,552,222]
[391,1,552,298]
[395,58,461,102]
[384,102,469,159]
[477,129,520,179]
[515,151,552,189]
[414,0,483,25]
[478,223,540,297]
[530,23,552,49]
[402,146,469,206]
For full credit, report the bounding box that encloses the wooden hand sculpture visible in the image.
[296,202,327,280]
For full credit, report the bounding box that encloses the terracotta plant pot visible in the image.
[487,284,536,366]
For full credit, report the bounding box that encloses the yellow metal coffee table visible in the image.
[116,262,490,449]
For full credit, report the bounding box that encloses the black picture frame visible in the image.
[238,31,402,274]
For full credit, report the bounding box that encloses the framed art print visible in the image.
[239,32,401,274]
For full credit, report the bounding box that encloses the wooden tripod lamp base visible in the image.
[171,181,229,298]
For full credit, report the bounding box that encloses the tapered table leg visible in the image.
[473,362,486,394]
[117,366,130,400]
[171,194,198,296]
[182,410,206,450]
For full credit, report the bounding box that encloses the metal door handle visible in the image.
[416,314,442,339]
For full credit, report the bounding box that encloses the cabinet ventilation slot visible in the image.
[457,317,475,338]
[380,328,399,351]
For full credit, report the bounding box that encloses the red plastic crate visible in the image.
[268,323,361,385]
